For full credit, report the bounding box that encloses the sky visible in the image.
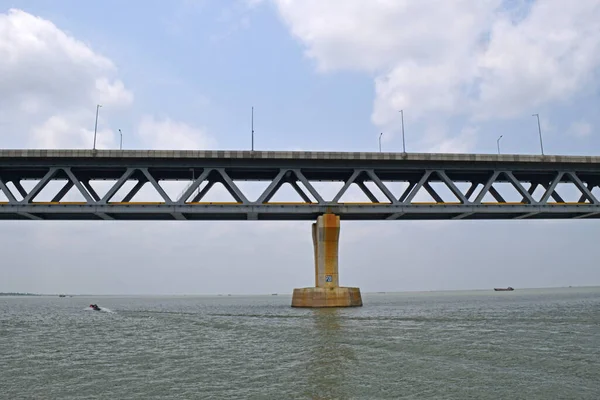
[1,0,600,295]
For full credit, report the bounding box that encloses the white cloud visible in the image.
[423,125,479,154]
[0,8,215,151]
[567,120,593,138]
[137,115,215,150]
[271,0,600,143]
[0,8,133,148]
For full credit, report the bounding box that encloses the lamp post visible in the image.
[93,104,102,150]
[119,129,123,150]
[497,135,503,154]
[379,132,383,152]
[532,113,544,155]
[399,109,406,153]
[251,106,254,152]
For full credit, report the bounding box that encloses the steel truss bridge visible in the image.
[1,149,600,221]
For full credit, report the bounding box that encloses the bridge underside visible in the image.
[2,150,600,220]
[0,205,598,221]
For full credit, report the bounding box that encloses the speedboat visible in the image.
[89,304,101,311]
[494,287,514,291]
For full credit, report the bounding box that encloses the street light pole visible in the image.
[379,132,383,152]
[93,104,102,150]
[532,113,544,155]
[251,106,254,152]
[497,135,503,154]
[119,129,123,150]
[399,110,406,153]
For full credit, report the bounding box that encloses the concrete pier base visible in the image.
[291,287,363,307]
[291,213,363,308]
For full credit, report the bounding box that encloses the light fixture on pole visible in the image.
[532,113,544,155]
[119,129,123,150]
[497,135,503,154]
[399,109,406,153]
[379,132,384,152]
[93,104,102,151]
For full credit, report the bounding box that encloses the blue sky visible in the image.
[1,0,600,294]
[0,0,376,152]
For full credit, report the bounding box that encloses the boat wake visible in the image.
[84,306,113,313]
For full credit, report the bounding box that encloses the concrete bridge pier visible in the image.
[291,213,363,308]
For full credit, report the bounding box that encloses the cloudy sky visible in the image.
[1,0,600,295]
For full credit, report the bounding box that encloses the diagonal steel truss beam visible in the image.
[539,172,563,203]
[22,168,59,203]
[365,170,398,204]
[215,168,249,204]
[140,168,172,204]
[436,171,468,204]
[289,180,313,203]
[423,182,444,203]
[332,170,361,203]
[504,171,534,204]
[402,171,432,204]
[177,168,212,204]
[4,165,600,222]
[0,177,17,203]
[256,169,288,204]
[83,181,101,202]
[356,181,380,203]
[474,171,500,204]
[122,180,147,203]
[192,181,215,202]
[51,181,73,202]
[12,181,28,199]
[566,172,598,204]
[292,169,324,204]
[62,167,95,203]
[100,168,136,204]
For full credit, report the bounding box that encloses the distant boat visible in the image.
[59,294,66,297]
[494,287,514,291]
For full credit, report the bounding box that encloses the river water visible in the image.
[1,288,599,399]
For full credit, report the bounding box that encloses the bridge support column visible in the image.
[291,213,362,308]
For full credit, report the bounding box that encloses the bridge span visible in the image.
[1,149,599,221]
[2,149,599,307]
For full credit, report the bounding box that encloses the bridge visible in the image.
[1,149,599,221]
[2,149,598,308]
